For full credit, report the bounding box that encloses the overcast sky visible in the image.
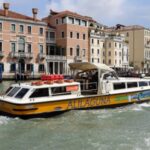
[0,0,150,27]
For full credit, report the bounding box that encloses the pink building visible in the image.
[43,10,90,74]
[0,3,50,79]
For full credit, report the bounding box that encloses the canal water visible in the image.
[0,81,150,150]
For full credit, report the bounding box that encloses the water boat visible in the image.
[0,62,150,118]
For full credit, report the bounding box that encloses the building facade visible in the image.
[43,10,90,74]
[0,3,48,78]
[89,27,129,69]
[45,26,66,74]
[106,25,150,73]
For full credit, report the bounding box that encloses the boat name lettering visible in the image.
[67,96,110,109]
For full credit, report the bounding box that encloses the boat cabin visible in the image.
[4,81,81,103]
[69,62,150,95]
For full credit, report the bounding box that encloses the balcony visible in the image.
[0,51,4,57]
[46,38,56,44]
[145,44,150,48]
[10,52,33,59]
[46,55,66,61]
[38,53,46,60]
[74,56,82,62]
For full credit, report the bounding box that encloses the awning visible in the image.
[69,62,114,72]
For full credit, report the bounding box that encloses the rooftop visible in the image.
[0,7,42,23]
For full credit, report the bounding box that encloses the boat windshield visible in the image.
[15,88,29,98]
[7,87,21,97]
[5,86,13,94]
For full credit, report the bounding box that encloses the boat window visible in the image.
[139,81,148,87]
[15,88,29,98]
[7,87,21,97]
[51,86,71,96]
[113,83,126,90]
[127,82,138,88]
[5,87,13,94]
[30,88,49,98]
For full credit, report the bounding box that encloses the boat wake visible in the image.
[139,103,150,111]
[0,116,11,125]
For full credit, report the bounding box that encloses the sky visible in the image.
[0,0,150,27]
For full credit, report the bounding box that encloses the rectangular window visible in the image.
[27,44,32,53]
[39,27,43,35]
[38,64,45,72]
[50,32,55,39]
[27,26,32,34]
[139,82,148,87]
[83,34,86,40]
[119,44,122,48]
[77,33,79,39]
[27,64,33,72]
[109,43,111,48]
[70,32,73,38]
[0,22,2,31]
[69,17,74,24]
[108,59,111,65]
[127,82,138,88]
[46,31,49,39]
[97,49,99,55]
[0,63,4,72]
[97,40,99,45]
[82,49,86,57]
[92,49,94,54]
[76,19,80,25]
[39,45,43,53]
[114,83,126,90]
[62,17,66,24]
[82,20,87,26]
[15,88,29,98]
[62,32,64,38]
[19,25,24,33]
[92,58,94,63]
[11,43,16,52]
[0,42,2,52]
[92,39,94,44]
[11,24,16,32]
[70,48,73,56]
[56,19,59,24]
[10,63,16,72]
[108,51,111,56]
[76,48,80,56]
[51,87,71,96]
[30,88,49,98]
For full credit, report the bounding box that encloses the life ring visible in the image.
[55,80,64,84]
[44,81,54,84]
[31,81,43,86]
[65,79,74,83]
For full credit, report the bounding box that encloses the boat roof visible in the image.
[12,81,80,89]
[69,62,114,72]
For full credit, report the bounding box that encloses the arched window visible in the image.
[18,37,25,52]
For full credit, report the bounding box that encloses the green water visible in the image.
[0,81,150,150]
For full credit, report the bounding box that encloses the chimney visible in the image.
[3,3,9,16]
[32,8,38,20]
